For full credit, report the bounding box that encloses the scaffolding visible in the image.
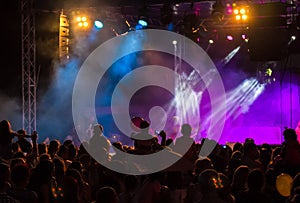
[21,0,37,134]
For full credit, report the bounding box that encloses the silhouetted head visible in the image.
[247,169,265,191]
[181,124,192,136]
[48,140,60,155]
[0,120,12,134]
[140,120,150,129]
[131,116,144,131]
[93,124,104,135]
[194,157,213,175]
[243,142,259,160]
[96,186,118,203]
[198,169,219,193]
[11,164,30,185]
[232,165,250,189]
[283,128,297,143]
[233,142,243,152]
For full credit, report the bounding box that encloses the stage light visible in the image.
[81,16,87,22]
[209,39,214,44]
[94,20,104,29]
[75,15,90,28]
[83,22,88,27]
[136,18,148,30]
[291,35,296,41]
[242,15,248,20]
[242,34,247,39]
[233,6,249,22]
[227,35,234,41]
[138,19,148,27]
[226,3,233,14]
[240,8,246,15]
[265,68,272,77]
[227,8,233,14]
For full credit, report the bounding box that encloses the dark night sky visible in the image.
[0,0,184,99]
[0,1,21,98]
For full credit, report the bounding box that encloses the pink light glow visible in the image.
[227,35,234,41]
[227,8,233,14]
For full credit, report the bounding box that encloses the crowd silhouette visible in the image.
[0,118,300,203]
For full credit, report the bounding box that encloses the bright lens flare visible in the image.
[78,22,83,27]
[236,15,241,20]
[76,16,81,22]
[240,8,246,14]
[81,16,87,22]
[242,15,248,20]
[234,9,239,14]
[83,22,88,27]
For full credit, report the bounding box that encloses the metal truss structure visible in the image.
[21,0,37,134]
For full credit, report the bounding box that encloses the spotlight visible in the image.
[242,34,247,39]
[75,15,90,28]
[227,35,234,41]
[81,16,87,22]
[242,15,248,20]
[265,68,272,77]
[240,8,246,15]
[83,22,88,27]
[138,19,148,27]
[209,39,214,44]
[227,8,233,14]
[136,18,148,30]
[291,35,296,41]
[233,6,249,22]
[257,62,276,85]
[234,9,239,15]
[226,3,233,14]
[94,20,104,29]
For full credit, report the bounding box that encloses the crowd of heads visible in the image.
[0,118,300,203]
